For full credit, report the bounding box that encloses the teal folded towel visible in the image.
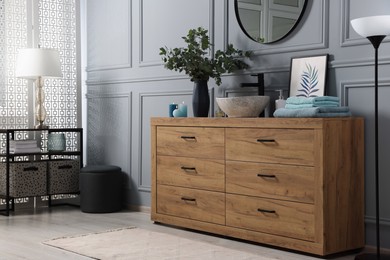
[286,96,340,107]
[317,106,349,113]
[273,107,351,118]
[285,102,339,109]
[286,96,340,104]
[274,107,319,117]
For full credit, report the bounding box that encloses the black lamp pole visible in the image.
[355,35,390,260]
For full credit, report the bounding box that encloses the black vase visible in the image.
[192,80,210,117]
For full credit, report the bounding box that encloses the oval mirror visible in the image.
[235,0,308,43]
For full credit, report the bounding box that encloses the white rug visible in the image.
[43,227,276,260]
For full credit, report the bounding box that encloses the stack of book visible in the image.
[9,140,41,154]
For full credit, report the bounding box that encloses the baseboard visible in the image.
[361,245,390,254]
[125,204,150,213]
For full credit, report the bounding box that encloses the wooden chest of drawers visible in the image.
[151,117,364,256]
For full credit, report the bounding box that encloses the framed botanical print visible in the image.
[289,54,328,97]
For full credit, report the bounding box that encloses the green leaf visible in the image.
[159,27,252,86]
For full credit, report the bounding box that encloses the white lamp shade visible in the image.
[15,48,62,79]
[351,15,390,37]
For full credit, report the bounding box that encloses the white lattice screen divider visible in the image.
[0,0,29,130]
[38,0,79,152]
[0,0,30,206]
[0,0,80,205]
[39,0,78,129]
[0,0,79,149]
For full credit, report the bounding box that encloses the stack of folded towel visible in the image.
[273,96,352,118]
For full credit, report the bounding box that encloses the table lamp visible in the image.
[15,47,62,129]
[351,15,390,260]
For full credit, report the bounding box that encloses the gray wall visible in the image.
[84,0,390,248]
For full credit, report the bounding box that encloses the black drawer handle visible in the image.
[23,166,39,172]
[258,208,276,214]
[181,166,197,173]
[257,139,276,143]
[257,174,276,178]
[58,165,73,169]
[181,197,196,202]
[181,136,197,141]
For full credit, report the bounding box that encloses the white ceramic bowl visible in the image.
[216,96,270,118]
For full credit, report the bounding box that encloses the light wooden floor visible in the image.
[0,206,360,260]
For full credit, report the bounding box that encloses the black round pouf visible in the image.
[80,165,122,213]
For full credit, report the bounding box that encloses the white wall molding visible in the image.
[85,75,193,86]
[137,90,193,192]
[223,0,229,50]
[85,93,132,99]
[85,69,284,85]
[366,216,390,227]
[86,0,133,72]
[85,59,390,87]
[340,79,390,106]
[85,92,132,182]
[138,0,215,68]
[85,68,291,86]
[86,63,133,72]
[340,0,390,47]
[341,79,390,232]
[331,56,390,69]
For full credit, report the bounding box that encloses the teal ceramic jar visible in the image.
[47,133,66,151]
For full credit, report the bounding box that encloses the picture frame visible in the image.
[288,54,328,97]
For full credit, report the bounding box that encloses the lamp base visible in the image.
[355,253,390,260]
[35,122,49,129]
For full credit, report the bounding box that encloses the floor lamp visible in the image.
[15,47,62,129]
[351,15,390,260]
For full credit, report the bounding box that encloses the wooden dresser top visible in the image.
[151,117,364,129]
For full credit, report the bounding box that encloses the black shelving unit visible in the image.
[0,128,83,216]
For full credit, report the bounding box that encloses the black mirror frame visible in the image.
[234,0,308,44]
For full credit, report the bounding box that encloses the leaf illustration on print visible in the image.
[296,63,319,97]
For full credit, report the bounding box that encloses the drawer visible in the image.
[48,159,80,194]
[226,128,314,166]
[0,161,47,197]
[157,126,224,159]
[226,161,314,203]
[157,156,225,192]
[226,194,315,242]
[157,184,225,225]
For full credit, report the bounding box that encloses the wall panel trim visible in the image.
[366,216,390,227]
[340,79,390,106]
[138,0,215,68]
[340,0,390,47]
[331,56,390,69]
[85,92,132,181]
[86,0,133,72]
[341,79,390,231]
[137,90,192,192]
